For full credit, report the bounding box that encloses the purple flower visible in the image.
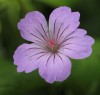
[13,6,94,83]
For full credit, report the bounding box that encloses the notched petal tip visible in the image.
[73,12,80,18]
[17,66,24,72]
[85,35,95,46]
[53,6,72,12]
[71,12,80,22]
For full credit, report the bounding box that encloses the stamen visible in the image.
[46,39,59,53]
[49,40,55,48]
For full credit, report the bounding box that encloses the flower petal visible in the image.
[39,54,55,83]
[39,53,71,83]
[13,43,47,73]
[67,29,87,38]
[66,35,94,46]
[53,54,71,82]
[63,48,92,59]
[49,6,71,32]
[60,35,94,59]
[49,6,80,42]
[18,11,48,44]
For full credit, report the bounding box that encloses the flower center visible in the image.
[46,39,59,53]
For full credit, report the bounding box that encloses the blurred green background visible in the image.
[0,0,100,95]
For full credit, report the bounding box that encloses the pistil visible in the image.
[46,39,59,53]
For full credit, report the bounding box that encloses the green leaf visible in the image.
[6,0,20,29]
[0,0,20,29]
[0,2,7,16]
[39,0,80,7]
[0,21,1,33]
[18,0,35,12]
[0,23,1,52]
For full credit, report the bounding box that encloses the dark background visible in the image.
[0,0,100,95]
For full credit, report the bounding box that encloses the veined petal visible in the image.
[53,54,71,82]
[13,43,47,73]
[62,47,92,59]
[60,35,94,59]
[18,11,48,44]
[49,6,80,42]
[57,12,80,42]
[67,29,87,38]
[39,53,71,83]
[49,6,71,38]
[65,35,94,46]
[39,55,55,83]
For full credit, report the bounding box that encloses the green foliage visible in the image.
[0,21,1,33]
[0,0,100,95]
[0,0,20,29]
[39,0,80,7]
[0,39,99,95]
[0,21,2,56]
[18,0,35,12]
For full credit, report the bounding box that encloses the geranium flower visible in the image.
[13,6,94,83]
